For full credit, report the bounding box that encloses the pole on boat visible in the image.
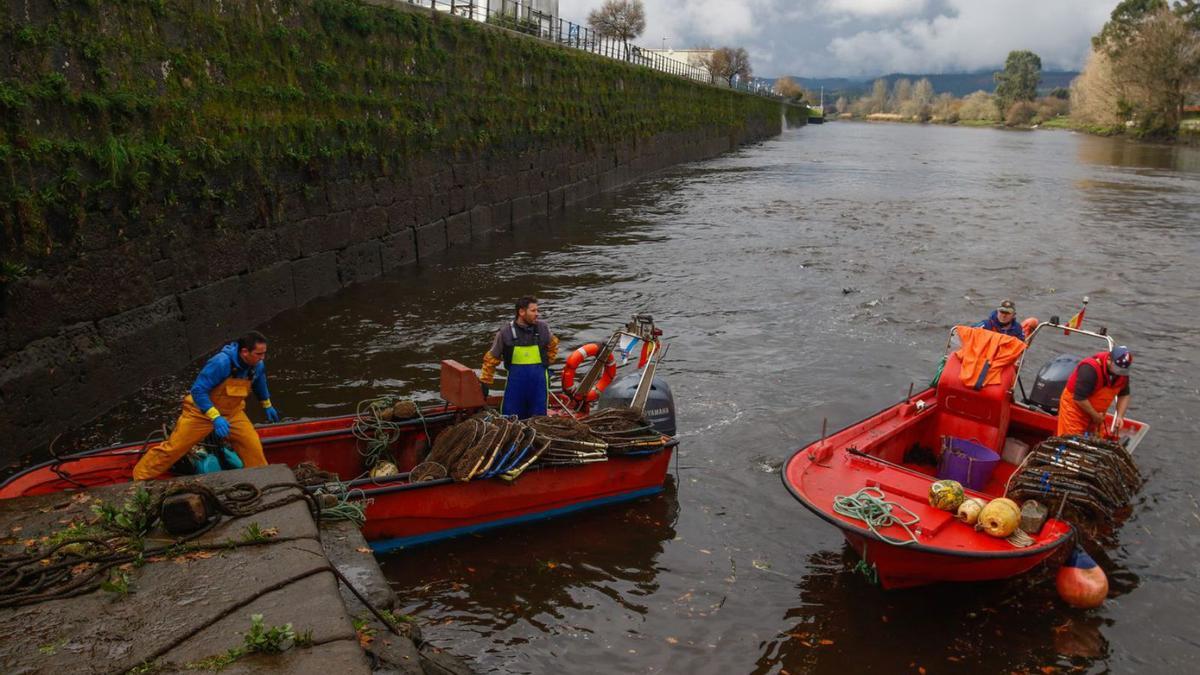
[821,417,827,441]
[906,382,914,403]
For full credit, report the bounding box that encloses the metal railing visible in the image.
[404,0,782,100]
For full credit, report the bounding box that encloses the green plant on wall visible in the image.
[0,0,780,271]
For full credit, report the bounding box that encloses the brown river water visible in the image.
[66,122,1200,672]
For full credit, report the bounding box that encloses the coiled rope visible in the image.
[832,487,921,546]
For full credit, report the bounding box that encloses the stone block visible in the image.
[380,230,417,273]
[243,262,296,325]
[445,212,471,245]
[414,220,447,259]
[337,240,382,286]
[548,186,566,213]
[429,191,450,221]
[372,177,400,206]
[491,200,512,231]
[448,185,468,215]
[511,195,533,225]
[351,206,389,243]
[179,275,247,359]
[326,180,359,212]
[386,200,415,232]
[299,212,354,256]
[468,204,492,238]
[97,296,190,385]
[291,252,340,307]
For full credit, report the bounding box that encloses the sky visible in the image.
[556,0,1120,79]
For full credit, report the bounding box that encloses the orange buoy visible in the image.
[1021,317,1039,339]
[1056,547,1108,609]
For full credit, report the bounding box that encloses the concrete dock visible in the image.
[0,465,468,674]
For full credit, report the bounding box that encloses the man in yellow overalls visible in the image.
[133,331,281,480]
[480,296,558,419]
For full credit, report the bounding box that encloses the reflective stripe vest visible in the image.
[503,322,549,369]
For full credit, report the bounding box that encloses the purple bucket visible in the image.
[937,437,1000,491]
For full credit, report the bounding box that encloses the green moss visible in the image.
[0,0,780,267]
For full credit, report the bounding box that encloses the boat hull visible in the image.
[1,412,676,550]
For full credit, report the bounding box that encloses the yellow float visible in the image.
[955,497,988,525]
[977,498,1021,537]
[928,480,965,511]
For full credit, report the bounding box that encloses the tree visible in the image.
[868,78,888,113]
[587,0,646,43]
[835,96,848,114]
[1091,1,1200,136]
[702,47,752,87]
[994,50,1042,115]
[1070,48,1127,129]
[890,78,912,113]
[774,76,803,100]
[958,90,1000,121]
[1107,6,1200,135]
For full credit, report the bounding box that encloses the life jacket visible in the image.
[502,321,549,370]
[1064,351,1128,400]
[1057,351,1128,436]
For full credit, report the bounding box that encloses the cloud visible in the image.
[825,1,1114,75]
[555,0,1117,77]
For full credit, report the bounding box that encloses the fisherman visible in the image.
[132,331,281,480]
[1056,346,1133,438]
[480,296,559,419]
[976,299,1026,340]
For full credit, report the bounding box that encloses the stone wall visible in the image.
[0,0,798,465]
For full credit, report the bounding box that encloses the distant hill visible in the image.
[763,70,1080,99]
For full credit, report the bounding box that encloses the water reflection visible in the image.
[1075,133,1200,172]
[379,480,678,670]
[754,548,1110,674]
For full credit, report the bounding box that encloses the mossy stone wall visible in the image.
[0,0,798,464]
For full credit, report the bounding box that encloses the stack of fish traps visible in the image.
[409,408,667,483]
[1006,435,1141,534]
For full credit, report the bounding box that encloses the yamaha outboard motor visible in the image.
[1027,354,1083,414]
[596,373,677,436]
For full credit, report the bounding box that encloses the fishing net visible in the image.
[407,408,668,483]
[1006,435,1142,536]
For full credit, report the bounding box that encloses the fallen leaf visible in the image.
[1040,668,1057,674]
[356,547,372,554]
[666,637,678,645]
[10,525,21,533]
[919,668,927,675]
[819,639,834,645]
[467,567,476,573]
[699,549,712,555]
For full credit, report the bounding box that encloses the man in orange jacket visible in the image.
[1056,346,1133,438]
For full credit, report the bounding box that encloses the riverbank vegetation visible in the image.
[831,1,1199,141]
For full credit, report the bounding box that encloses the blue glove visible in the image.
[265,406,281,423]
[212,415,231,439]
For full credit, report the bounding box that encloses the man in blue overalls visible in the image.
[480,296,559,418]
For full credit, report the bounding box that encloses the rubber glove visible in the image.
[212,415,231,439]
[265,406,281,423]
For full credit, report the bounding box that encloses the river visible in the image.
[73,122,1200,672]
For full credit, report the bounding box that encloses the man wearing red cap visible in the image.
[1056,346,1134,438]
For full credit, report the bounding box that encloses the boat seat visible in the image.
[935,352,1014,453]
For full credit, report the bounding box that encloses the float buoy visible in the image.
[955,497,988,525]
[1056,547,1108,608]
[1021,317,1039,339]
[977,498,1021,537]
[561,343,618,402]
[928,480,965,511]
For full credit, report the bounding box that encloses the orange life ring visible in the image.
[561,343,618,402]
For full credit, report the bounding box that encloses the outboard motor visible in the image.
[1027,354,1083,414]
[597,373,677,437]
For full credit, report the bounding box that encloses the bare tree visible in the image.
[890,78,912,112]
[835,96,848,114]
[701,47,752,87]
[587,0,647,43]
[1071,48,1127,128]
[867,78,888,113]
[774,76,803,99]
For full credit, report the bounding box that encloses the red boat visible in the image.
[1,357,677,553]
[783,322,1148,589]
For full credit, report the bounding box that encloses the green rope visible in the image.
[832,487,921,546]
[314,480,369,528]
[930,354,947,388]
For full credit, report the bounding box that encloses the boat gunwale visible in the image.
[780,395,1075,561]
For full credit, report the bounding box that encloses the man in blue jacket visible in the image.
[976,299,1025,340]
[133,331,281,480]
